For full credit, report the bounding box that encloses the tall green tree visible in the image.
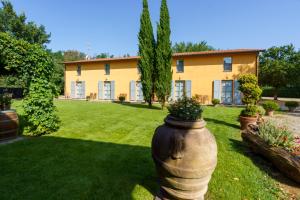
[259,45,298,100]
[0,0,50,45]
[138,0,156,107]
[155,0,172,108]
[172,41,214,53]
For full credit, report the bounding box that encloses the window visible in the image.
[77,65,81,76]
[176,60,184,73]
[221,80,233,104]
[105,64,110,75]
[103,81,111,99]
[175,81,185,100]
[223,57,232,71]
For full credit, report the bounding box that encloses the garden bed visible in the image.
[242,128,300,183]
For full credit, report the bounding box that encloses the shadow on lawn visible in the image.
[115,102,162,110]
[204,117,240,129]
[229,138,300,189]
[0,136,158,199]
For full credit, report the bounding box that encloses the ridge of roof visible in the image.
[63,48,264,64]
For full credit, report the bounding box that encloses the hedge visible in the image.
[262,87,300,98]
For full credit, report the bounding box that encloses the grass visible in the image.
[0,100,285,199]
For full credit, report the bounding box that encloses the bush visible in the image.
[262,101,279,111]
[285,101,299,108]
[118,93,126,103]
[238,74,262,105]
[258,120,295,151]
[0,93,12,105]
[212,98,220,106]
[240,105,258,117]
[262,86,300,98]
[256,106,266,116]
[168,96,203,121]
[23,79,60,135]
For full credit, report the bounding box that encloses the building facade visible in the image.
[64,49,262,104]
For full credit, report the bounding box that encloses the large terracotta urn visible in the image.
[151,115,217,200]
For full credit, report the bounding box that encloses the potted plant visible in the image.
[238,74,262,130]
[262,101,279,116]
[151,96,217,200]
[1,93,12,110]
[285,101,299,112]
[212,98,220,106]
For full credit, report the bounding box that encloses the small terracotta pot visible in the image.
[239,115,258,130]
[265,110,274,116]
[152,115,217,200]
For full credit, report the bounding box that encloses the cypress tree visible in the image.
[155,0,172,109]
[138,0,156,107]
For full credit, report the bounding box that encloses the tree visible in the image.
[50,51,64,94]
[96,53,114,58]
[172,41,214,53]
[0,0,50,45]
[0,32,59,135]
[138,0,156,107]
[155,0,172,109]
[259,45,298,100]
[63,50,86,61]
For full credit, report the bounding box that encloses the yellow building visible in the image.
[64,49,262,104]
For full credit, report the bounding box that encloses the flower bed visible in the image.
[242,123,300,183]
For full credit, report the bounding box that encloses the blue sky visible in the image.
[10,0,300,56]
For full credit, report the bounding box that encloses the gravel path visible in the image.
[264,112,300,136]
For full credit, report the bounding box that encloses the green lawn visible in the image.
[0,100,285,199]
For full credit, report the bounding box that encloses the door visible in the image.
[221,80,233,104]
[136,81,143,101]
[104,81,111,100]
[175,81,185,100]
[75,81,83,98]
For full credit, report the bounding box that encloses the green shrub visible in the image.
[118,93,126,103]
[256,106,266,116]
[212,98,220,106]
[23,79,60,135]
[168,96,203,121]
[262,101,279,111]
[238,74,262,105]
[240,105,258,117]
[285,101,299,108]
[258,120,295,151]
[0,93,12,110]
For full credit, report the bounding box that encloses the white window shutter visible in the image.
[111,81,115,100]
[130,80,136,101]
[185,80,192,98]
[213,80,221,101]
[71,81,75,98]
[82,81,86,99]
[98,81,103,99]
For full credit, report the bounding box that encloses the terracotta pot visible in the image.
[239,115,257,130]
[151,115,217,200]
[0,110,19,140]
[265,110,274,116]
